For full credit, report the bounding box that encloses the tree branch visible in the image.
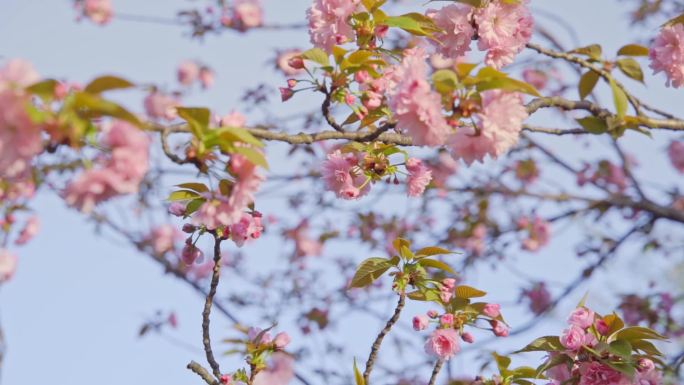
[428,359,444,385]
[200,235,225,379]
[363,293,406,384]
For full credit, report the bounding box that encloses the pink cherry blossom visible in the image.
[442,278,456,289]
[307,0,360,53]
[483,303,501,318]
[0,249,17,283]
[426,4,475,60]
[668,140,684,173]
[148,224,182,256]
[578,362,631,385]
[63,121,150,213]
[519,215,551,252]
[521,282,551,315]
[83,0,113,25]
[491,320,509,337]
[406,158,432,197]
[286,220,323,258]
[387,47,451,146]
[449,90,528,164]
[220,111,247,128]
[177,60,199,86]
[199,67,215,89]
[230,212,263,247]
[15,216,39,245]
[143,91,179,121]
[413,315,429,331]
[440,313,454,327]
[276,50,305,76]
[232,0,263,31]
[545,354,571,385]
[424,328,460,360]
[567,307,595,329]
[273,332,291,349]
[181,244,203,265]
[321,150,369,200]
[522,68,548,90]
[168,202,186,217]
[252,352,294,385]
[473,0,533,69]
[0,59,43,182]
[560,325,586,350]
[649,24,684,88]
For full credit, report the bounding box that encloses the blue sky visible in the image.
[0,1,682,384]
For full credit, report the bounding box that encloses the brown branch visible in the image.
[428,359,444,385]
[187,361,219,385]
[363,293,406,384]
[201,235,224,379]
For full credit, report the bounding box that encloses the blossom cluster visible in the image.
[649,23,684,88]
[412,278,508,361]
[542,306,665,385]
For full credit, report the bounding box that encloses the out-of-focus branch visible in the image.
[200,236,225,380]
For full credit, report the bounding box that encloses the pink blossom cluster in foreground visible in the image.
[428,0,533,69]
[547,306,663,385]
[649,23,684,88]
[413,279,508,361]
[63,121,151,213]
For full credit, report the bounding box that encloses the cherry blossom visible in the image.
[649,24,684,88]
[307,0,360,53]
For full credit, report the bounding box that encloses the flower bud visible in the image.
[273,332,291,349]
[461,332,474,343]
[182,223,196,233]
[280,87,294,102]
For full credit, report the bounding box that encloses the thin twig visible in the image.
[363,293,406,384]
[428,359,444,385]
[201,236,225,379]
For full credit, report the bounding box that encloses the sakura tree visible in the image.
[0,0,683,385]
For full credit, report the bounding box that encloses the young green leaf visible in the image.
[301,48,330,67]
[576,116,607,134]
[167,190,200,201]
[609,78,628,119]
[349,257,394,288]
[454,285,486,299]
[616,58,644,83]
[514,336,564,353]
[415,246,454,257]
[617,44,649,57]
[417,258,456,275]
[578,70,600,100]
[353,358,365,385]
[608,340,632,358]
[569,44,602,60]
[84,75,135,94]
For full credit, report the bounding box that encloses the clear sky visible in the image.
[0,1,681,385]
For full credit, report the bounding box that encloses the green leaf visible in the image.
[167,190,200,201]
[454,285,486,299]
[454,0,485,6]
[616,57,644,83]
[26,79,58,99]
[613,326,667,342]
[608,340,632,358]
[185,198,205,216]
[609,78,628,119]
[536,354,572,377]
[399,245,415,260]
[492,352,511,372]
[432,69,459,94]
[177,107,210,138]
[576,116,607,134]
[219,179,233,196]
[349,257,393,288]
[84,75,135,94]
[510,366,538,379]
[176,183,209,193]
[569,44,602,60]
[353,358,365,385]
[602,313,625,336]
[71,92,142,127]
[476,76,541,97]
[417,258,456,275]
[415,246,454,257]
[216,126,264,148]
[407,289,441,302]
[617,44,649,57]
[392,238,411,253]
[301,48,330,67]
[383,13,441,37]
[630,339,663,356]
[232,146,269,169]
[514,336,564,353]
[578,70,600,100]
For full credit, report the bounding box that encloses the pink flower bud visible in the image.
[440,313,454,327]
[427,310,439,319]
[220,374,231,384]
[287,56,305,69]
[345,93,356,106]
[280,87,294,102]
[567,307,595,329]
[374,24,389,39]
[168,202,186,217]
[274,332,291,349]
[354,70,370,84]
[168,312,178,328]
[413,315,429,331]
[483,303,501,318]
[199,67,215,89]
[461,332,474,343]
[287,79,297,88]
[181,244,202,265]
[182,223,196,233]
[637,358,655,373]
[490,320,509,337]
[595,319,610,335]
[442,278,456,289]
